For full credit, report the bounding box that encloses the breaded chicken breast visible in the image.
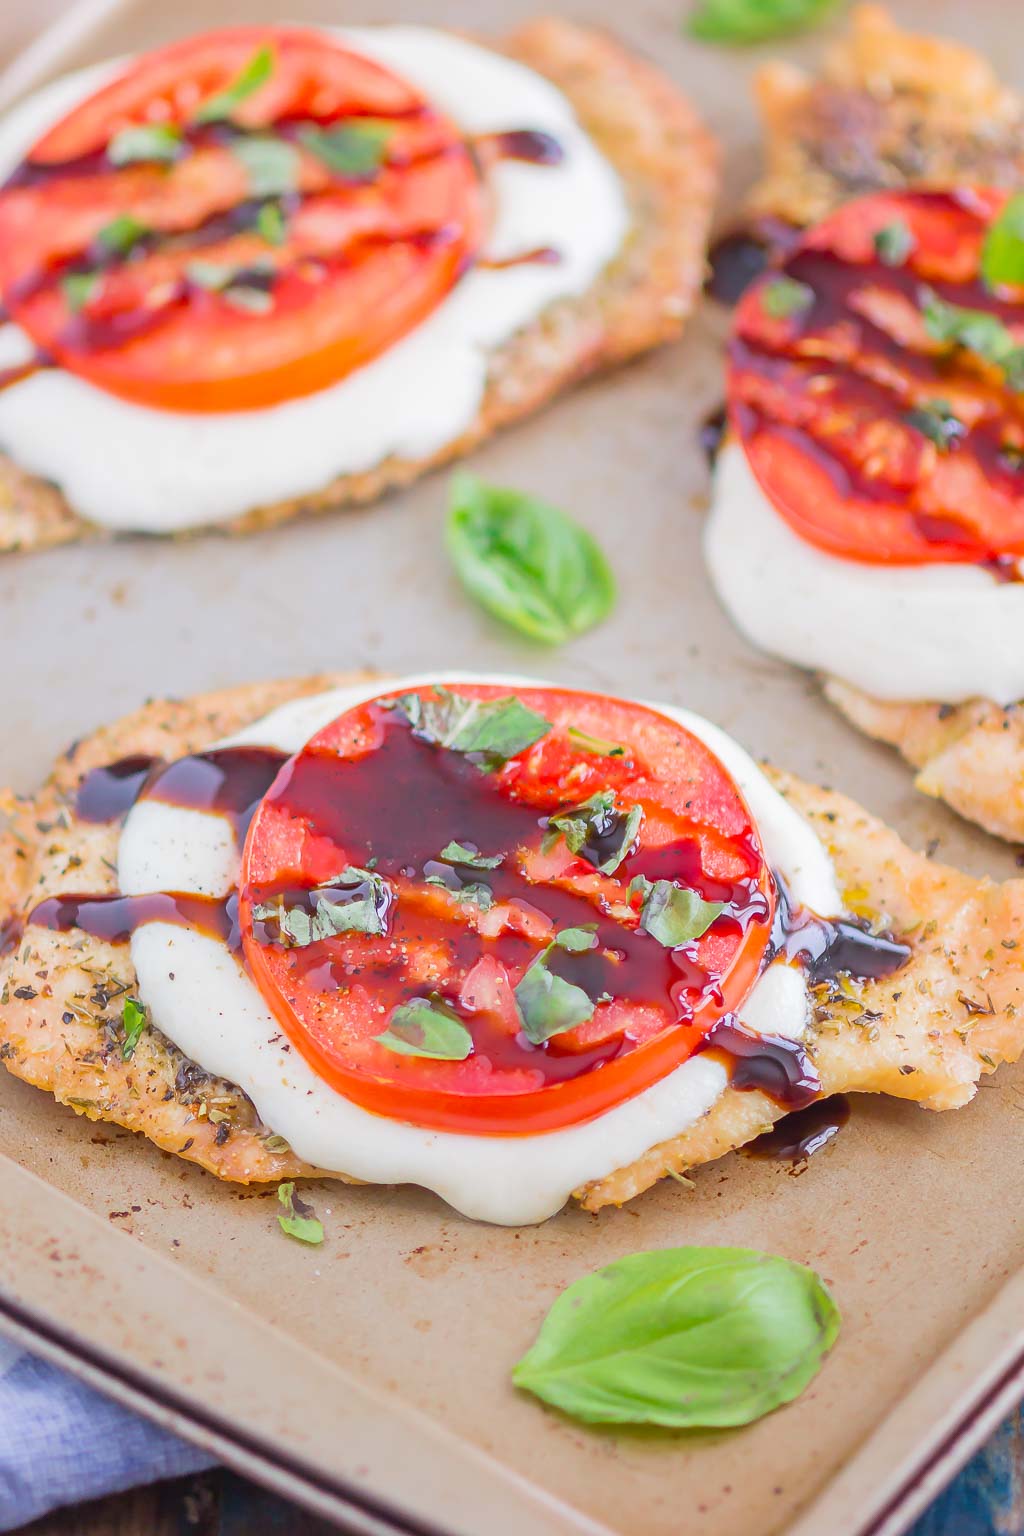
[2,675,1022,1216]
[0,19,717,553]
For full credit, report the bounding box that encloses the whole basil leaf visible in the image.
[445,472,615,645]
[376,997,473,1060]
[515,947,595,1043]
[982,193,1024,290]
[687,0,843,45]
[633,876,724,947]
[513,1246,839,1427]
[195,44,274,124]
[545,792,642,875]
[276,1182,324,1246]
[253,867,392,946]
[390,688,551,767]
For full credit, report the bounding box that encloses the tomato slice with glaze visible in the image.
[0,27,484,412]
[239,683,775,1135]
[728,189,1024,565]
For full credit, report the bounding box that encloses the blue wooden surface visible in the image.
[911,1410,1024,1536]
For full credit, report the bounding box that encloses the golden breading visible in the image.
[2,676,1023,1216]
[749,3,1024,228]
[0,19,718,554]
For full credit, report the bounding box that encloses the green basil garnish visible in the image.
[121,997,148,1060]
[257,201,288,246]
[95,214,147,257]
[61,272,99,313]
[232,136,299,198]
[515,947,595,1044]
[552,925,598,953]
[513,1246,840,1427]
[390,687,551,768]
[253,867,391,947]
[904,399,967,453]
[981,193,1024,290]
[187,258,274,313]
[376,996,474,1060]
[545,791,642,876]
[108,122,182,166]
[276,1182,324,1246]
[873,219,914,267]
[567,726,626,759]
[632,875,724,947]
[920,288,1024,390]
[299,122,393,179]
[195,44,275,125]
[760,276,814,319]
[438,841,503,870]
[686,0,841,43]
[445,472,615,646]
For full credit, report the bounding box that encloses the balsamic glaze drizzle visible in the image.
[748,1094,851,1161]
[30,715,914,1109]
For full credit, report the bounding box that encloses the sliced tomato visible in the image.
[239,683,775,1135]
[0,27,484,411]
[728,189,1024,565]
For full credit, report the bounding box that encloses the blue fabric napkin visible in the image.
[0,1336,213,1531]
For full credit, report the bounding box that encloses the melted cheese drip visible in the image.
[119,674,840,1225]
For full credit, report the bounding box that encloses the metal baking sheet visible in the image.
[1,3,1023,1534]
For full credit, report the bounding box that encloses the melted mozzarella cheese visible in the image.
[0,30,627,533]
[706,442,1024,706]
[119,673,842,1225]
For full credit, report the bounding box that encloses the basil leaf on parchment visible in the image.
[376,996,474,1061]
[513,1246,839,1427]
[686,0,843,46]
[276,1182,324,1246]
[445,472,615,646]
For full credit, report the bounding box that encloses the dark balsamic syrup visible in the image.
[699,404,728,468]
[705,1016,821,1110]
[748,1094,851,1162]
[706,219,800,305]
[75,755,161,823]
[479,246,561,271]
[474,129,564,167]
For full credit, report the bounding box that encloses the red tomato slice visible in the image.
[239,683,775,1135]
[0,27,484,411]
[728,189,1024,565]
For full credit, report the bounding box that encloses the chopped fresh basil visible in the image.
[389,688,551,769]
[553,925,598,954]
[108,122,181,166]
[61,271,99,313]
[232,136,299,198]
[257,200,288,246]
[121,997,148,1060]
[453,881,494,910]
[904,399,967,453]
[632,875,724,948]
[873,219,914,267]
[376,996,474,1060]
[95,214,147,258]
[761,276,814,319]
[567,726,626,759]
[253,867,392,947]
[545,792,642,876]
[187,258,275,313]
[920,288,1024,390]
[445,472,615,646]
[513,1246,840,1427]
[276,1181,324,1245]
[299,121,393,179]
[195,44,274,124]
[981,193,1024,291]
[686,0,841,43]
[438,841,504,870]
[515,946,595,1044]
[222,285,274,314]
